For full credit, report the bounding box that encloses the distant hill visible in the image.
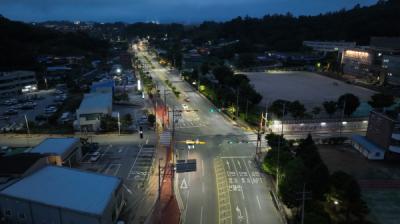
[125,0,400,51]
[0,16,109,71]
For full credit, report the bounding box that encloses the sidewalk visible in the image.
[147,162,180,224]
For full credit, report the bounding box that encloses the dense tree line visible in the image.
[263,134,370,223]
[125,0,400,52]
[0,16,109,71]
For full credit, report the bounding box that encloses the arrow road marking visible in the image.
[237,160,242,169]
[226,160,230,170]
[236,205,244,221]
[180,178,188,189]
[256,195,262,210]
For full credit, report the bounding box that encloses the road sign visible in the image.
[176,159,197,173]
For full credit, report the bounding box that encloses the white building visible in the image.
[0,71,37,98]
[303,41,356,53]
[30,138,82,167]
[0,166,124,224]
[75,91,112,132]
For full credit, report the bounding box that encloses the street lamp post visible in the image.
[117,112,121,135]
[24,114,30,137]
[158,158,163,201]
[276,103,286,193]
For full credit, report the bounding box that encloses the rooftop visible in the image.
[30,138,79,157]
[1,166,121,216]
[352,134,385,155]
[77,91,112,114]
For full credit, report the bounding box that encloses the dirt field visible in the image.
[318,145,400,224]
[244,71,376,110]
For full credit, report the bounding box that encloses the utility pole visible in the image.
[158,158,163,201]
[255,112,263,160]
[297,183,312,224]
[339,100,346,137]
[171,106,176,196]
[117,112,121,135]
[276,103,286,193]
[24,114,30,137]
[245,99,249,120]
[236,88,239,119]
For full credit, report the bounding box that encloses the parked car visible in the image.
[3,109,18,115]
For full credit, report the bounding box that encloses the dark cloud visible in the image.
[0,0,378,23]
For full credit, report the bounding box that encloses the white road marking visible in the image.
[145,138,149,144]
[221,156,252,159]
[226,160,230,170]
[127,144,143,179]
[122,184,133,195]
[181,178,188,189]
[240,188,245,200]
[237,160,242,169]
[245,207,249,224]
[236,206,243,221]
[242,159,254,184]
[201,159,204,177]
[200,206,204,224]
[256,195,262,210]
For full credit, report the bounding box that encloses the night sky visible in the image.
[0,0,377,23]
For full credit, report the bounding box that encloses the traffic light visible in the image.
[139,126,143,139]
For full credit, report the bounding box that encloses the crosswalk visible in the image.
[174,120,208,129]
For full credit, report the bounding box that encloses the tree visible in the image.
[237,52,256,68]
[311,107,321,116]
[265,133,288,148]
[279,158,306,208]
[100,115,118,131]
[121,114,133,128]
[200,62,210,75]
[147,114,156,126]
[269,100,290,118]
[288,100,306,119]
[323,101,337,117]
[338,93,360,116]
[368,93,395,109]
[327,171,369,223]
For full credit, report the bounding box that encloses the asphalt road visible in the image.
[136,49,282,224]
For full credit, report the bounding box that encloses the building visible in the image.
[341,48,377,77]
[0,166,124,224]
[382,55,400,86]
[30,138,82,167]
[352,111,400,160]
[303,41,356,53]
[370,37,400,52]
[91,79,115,94]
[75,91,113,132]
[0,71,37,98]
[45,66,72,81]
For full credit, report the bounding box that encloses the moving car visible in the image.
[182,104,189,110]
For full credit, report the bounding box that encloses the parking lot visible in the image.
[78,142,156,187]
[0,88,68,131]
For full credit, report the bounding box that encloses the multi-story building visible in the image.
[382,55,400,86]
[303,41,356,53]
[352,111,400,160]
[75,91,113,132]
[0,71,37,98]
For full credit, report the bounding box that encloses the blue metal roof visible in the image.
[0,166,121,215]
[351,135,385,154]
[30,138,79,157]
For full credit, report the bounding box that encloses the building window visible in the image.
[5,209,11,216]
[18,213,26,220]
